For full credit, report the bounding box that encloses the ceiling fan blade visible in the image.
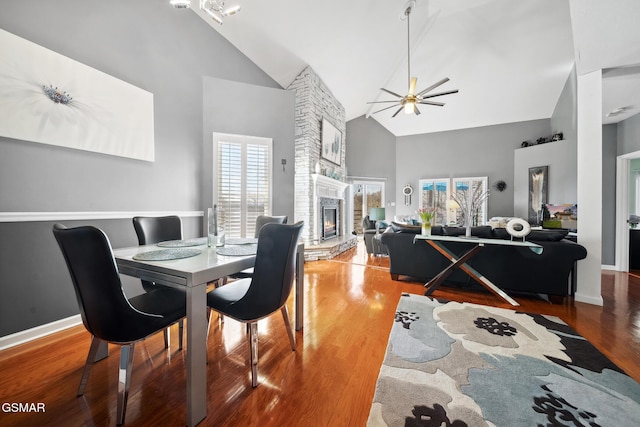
[391,106,404,118]
[409,77,417,95]
[418,100,445,107]
[372,103,402,115]
[414,104,421,116]
[380,88,404,98]
[416,77,450,97]
[367,100,403,104]
[421,89,459,99]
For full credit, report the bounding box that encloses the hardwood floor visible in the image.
[1,242,639,426]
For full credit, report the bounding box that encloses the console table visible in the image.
[413,235,543,306]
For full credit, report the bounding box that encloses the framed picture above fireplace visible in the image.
[321,118,342,165]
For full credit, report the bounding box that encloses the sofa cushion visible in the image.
[390,221,421,234]
[491,228,511,239]
[443,226,493,239]
[527,229,569,241]
[390,222,445,235]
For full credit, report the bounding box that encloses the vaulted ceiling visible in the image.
[190,0,640,135]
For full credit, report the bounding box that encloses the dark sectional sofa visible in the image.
[380,223,588,299]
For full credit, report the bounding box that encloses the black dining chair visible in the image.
[132,215,185,349]
[206,221,303,387]
[222,215,288,282]
[216,215,289,323]
[53,224,186,425]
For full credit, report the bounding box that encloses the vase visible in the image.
[421,222,432,236]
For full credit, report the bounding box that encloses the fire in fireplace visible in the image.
[323,207,337,240]
[320,197,340,241]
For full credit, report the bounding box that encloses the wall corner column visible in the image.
[575,70,604,306]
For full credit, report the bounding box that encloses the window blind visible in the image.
[214,134,272,238]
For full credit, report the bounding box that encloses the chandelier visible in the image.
[200,0,241,25]
[170,1,241,25]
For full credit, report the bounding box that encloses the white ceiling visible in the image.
[190,0,640,136]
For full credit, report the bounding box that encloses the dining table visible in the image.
[112,238,305,426]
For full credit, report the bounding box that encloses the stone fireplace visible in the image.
[289,66,356,259]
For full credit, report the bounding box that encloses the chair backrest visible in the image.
[253,215,288,238]
[241,221,303,317]
[362,215,376,230]
[52,224,158,343]
[132,216,182,245]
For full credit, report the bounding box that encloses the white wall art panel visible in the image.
[0,28,154,161]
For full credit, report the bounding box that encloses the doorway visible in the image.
[352,180,385,234]
[615,150,640,271]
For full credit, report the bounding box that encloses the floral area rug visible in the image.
[367,293,640,427]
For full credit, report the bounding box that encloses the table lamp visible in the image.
[369,207,386,235]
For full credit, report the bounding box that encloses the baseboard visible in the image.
[0,315,82,351]
[574,293,604,307]
[601,264,617,271]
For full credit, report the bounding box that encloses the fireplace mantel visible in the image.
[311,174,349,199]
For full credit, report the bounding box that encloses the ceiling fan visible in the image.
[368,0,458,118]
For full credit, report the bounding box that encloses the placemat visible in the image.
[133,248,202,261]
[157,237,207,248]
[225,237,258,245]
[216,244,257,256]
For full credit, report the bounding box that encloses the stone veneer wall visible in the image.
[288,66,346,243]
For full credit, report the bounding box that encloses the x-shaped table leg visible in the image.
[423,240,520,306]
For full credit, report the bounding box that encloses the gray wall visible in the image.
[514,140,577,218]
[600,112,640,268]
[602,124,618,265]
[0,1,288,337]
[618,113,640,155]
[202,76,296,224]
[395,120,552,219]
[551,66,577,147]
[346,115,397,217]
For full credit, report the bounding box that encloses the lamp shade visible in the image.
[369,207,386,221]
[447,199,460,210]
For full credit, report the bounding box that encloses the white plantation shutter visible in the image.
[213,133,272,238]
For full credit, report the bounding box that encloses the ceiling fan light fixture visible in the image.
[367,0,458,119]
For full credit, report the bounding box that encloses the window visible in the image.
[213,133,272,238]
[418,178,450,225]
[452,177,488,226]
[419,177,488,226]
